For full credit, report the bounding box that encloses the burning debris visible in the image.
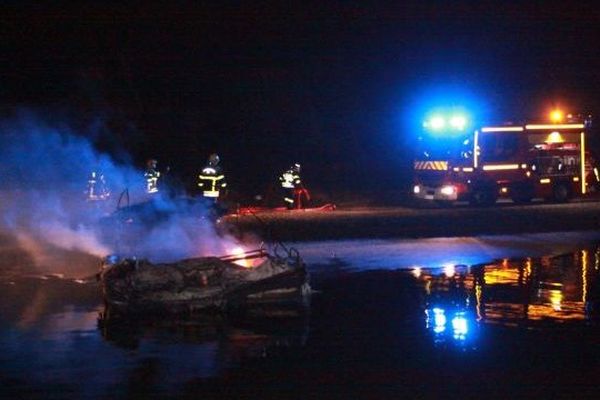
[99,246,310,316]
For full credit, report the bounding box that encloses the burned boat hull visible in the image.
[99,252,309,315]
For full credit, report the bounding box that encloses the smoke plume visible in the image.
[0,112,243,276]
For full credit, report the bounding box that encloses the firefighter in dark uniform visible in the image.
[198,153,227,202]
[144,158,161,194]
[85,170,110,201]
[279,163,310,209]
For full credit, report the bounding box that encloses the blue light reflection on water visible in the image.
[425,307,475,346]
[452,313,469,340]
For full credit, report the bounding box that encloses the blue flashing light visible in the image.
[425,115,446,130]
[450,115,467,130]
[406,84,488,139]
[423,110,470,135]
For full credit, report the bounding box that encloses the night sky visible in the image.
[2,3,600,201]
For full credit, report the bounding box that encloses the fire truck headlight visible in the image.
[440,185,456,196]
[413,185,421,194]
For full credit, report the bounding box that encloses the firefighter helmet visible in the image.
[146,158,158,169]
[208,153,220,166]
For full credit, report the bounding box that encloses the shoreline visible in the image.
[225,201,600,242]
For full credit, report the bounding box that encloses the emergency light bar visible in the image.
[423,113,469,132]
[449,115,467,130]
[424,115,446,130]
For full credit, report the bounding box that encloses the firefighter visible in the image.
[85,170,110,201]
[144,158,161,194]
[279,163,310,209]
[198,153,227,201]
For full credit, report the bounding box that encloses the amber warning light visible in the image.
[550,110,563,123]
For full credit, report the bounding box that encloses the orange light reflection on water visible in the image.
[416,252,594,326]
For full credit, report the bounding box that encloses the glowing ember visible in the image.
[219,245,266,268]
[231,246,252,268]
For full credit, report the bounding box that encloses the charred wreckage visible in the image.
[97,199,310,318]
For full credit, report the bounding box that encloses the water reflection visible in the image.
[421,264,478,347]
[0,276,310,398]
[417,249,600,344]
[425,307,471,343]
[97,312,310,391]
[3,244,600,398]
[98,310,309,356]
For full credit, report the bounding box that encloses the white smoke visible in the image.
[0,113,246,276]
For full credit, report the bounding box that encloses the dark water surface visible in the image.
[2,245,600,399]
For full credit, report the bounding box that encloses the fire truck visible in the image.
[413,112,598,206]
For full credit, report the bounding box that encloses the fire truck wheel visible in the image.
[469,188,497,207]
[551,183,571,203]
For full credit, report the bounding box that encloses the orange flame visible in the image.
[230,246,253,268]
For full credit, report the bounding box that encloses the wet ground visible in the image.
[2,234,600,399]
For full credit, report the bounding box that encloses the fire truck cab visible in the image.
[413,115,597,206]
